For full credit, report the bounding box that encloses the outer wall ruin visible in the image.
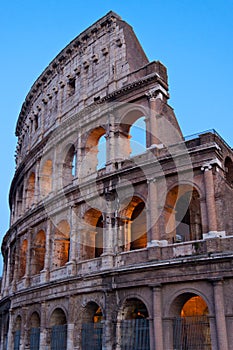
[0,11,233,350]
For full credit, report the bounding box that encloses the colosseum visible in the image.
[0,10,233,350]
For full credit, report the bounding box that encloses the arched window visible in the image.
[225,157,233,185]
[53,220,70,269]
[29,312,40,350]
[130,116,146,157]
[81,302,103,349]
[62,145,76,187]
[165,185,202,243]
[17,184,24,217]
[26,172,35,208]
[119,110,147,160]
[31,230,46,275]
[81,127,106,177]
[97,135,106,170]
[118,196,147,251]
[40,159,52,197]
[19,239,28,279]
[172,293,211,349]
[50,308,67,350]
[83,209,103,259]
[9,244,16,283]
[118,298,150,350]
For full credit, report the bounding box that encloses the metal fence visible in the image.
[30,327,40,350]
[173,316,212,350]
[13,330,20,350]
[81,322,103,350]
[120,319,150,350]
[51,324,67,350]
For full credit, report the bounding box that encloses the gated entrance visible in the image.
[81,302,103,350]
[120,319,150,350]
[30,327,40,350]
[51,324,67,350]
[49,308,67,350]
[118,298,150,350]
[173,316,211,350]
[81,322,103,350]
[13,330,20,350]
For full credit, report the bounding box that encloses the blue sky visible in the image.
[0,0,233,270]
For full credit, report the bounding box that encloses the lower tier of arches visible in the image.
[0,276,232,350]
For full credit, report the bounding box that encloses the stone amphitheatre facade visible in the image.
[0,11,233,350]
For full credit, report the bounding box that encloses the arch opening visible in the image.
[49,308,67,350]
[118,196,147,252]
[118,298,150,350]
[130,116,147,157]
[81,302,103,350]
[13,315,21,350]
[29,312,40,350]
[119,110,147,160]
[26,172,35,209]
[40,159,52,198]
[83,209,103,259]
[52,220,70,269]
[225,157,233,185]
[31,230,46,275]
[165,185,202,243]
[172,293,212,350]
[62,144,76,187]
[19,239,28,279]
[82,127,106,177]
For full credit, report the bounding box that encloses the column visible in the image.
[147,94,160,147]
[102,292,114,350]
[67,206,77,275]
[4,246,11,295]
[163,317,174,350]
[212,279,229,350]
[105,112,116,172]
[41,220,52,282]
[67,323,74,350]
[21,307,28,350]
[6,309,14,350]
[25,228,32,288]
[152,285,164,350]
[34,159,40,204]
[12,239,20,292]
[201,164,218,232]
[147,179,160,244]
[67,296,75,349]
[102,195,115,268]
[39,302,48,350]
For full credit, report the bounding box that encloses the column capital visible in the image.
[209,277,224,286]
[201,158,222,171]
[149,283,162,290]
[145,84,168,100]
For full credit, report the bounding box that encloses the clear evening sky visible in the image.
[0,0,233,271]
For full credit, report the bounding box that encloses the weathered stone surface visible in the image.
[1,11,233,350]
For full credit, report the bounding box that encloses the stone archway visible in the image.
[31,230,46,275]
[49,308,67,350]
[117,298,150,350]
[81,301,103,350]
[83,208,103,259]
[52,220,70,269]
[165,184,202,243]
[29,312,40,350]
[118,196,147,252]
[171,293,212,350]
